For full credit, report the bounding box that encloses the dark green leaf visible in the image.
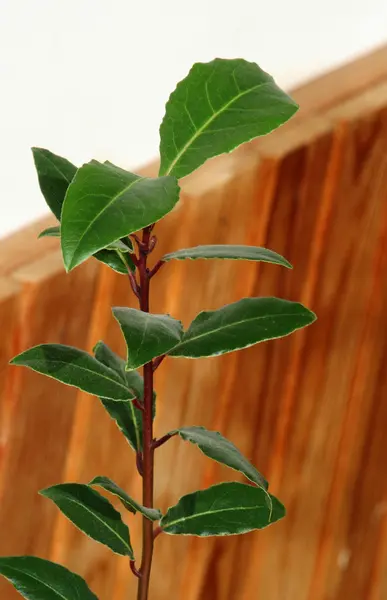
[38,226,60,239]
[169,297,316,359]
[159,58,298,179]
[174,426,267,489]
[10,344,133,401]
[99,397,143,452]
[160,481,284,536]
[32,148,77,220]
[94,341,156,451]
[112,308,183,370]
[61,160,180,271]
[90,476,161,521]
[0,556,98,600]
[162,245,291,268]
[93,341,150,399]
[40,483,133,557]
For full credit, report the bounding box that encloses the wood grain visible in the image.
[1,45,387,600]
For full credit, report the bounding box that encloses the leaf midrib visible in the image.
[163,503,268,529]
[1,566,69,600]
[172,310,309,353]
[44,154,74,186]
[67,173,144,268]
[164,80,270,176]
[47,491,131,553]
[21,358,131,396]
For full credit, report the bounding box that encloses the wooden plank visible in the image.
[0,252,98,600]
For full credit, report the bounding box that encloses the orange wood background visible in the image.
[1,46,387,600]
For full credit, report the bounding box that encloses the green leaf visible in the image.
[89,476,161,521]
[160,481,284,536]
[10,344,133,401]
[93,341,152,400]
[169,297,316,359]
[99,397,143,452]
[38,226,60,239]
[32,148,77,220]
[112,307,183,370]
[162,245,292,268]
[94,249,136,275]
[174,426,268,490]
[36,225,135,275]
[40,483,133,558]
[159,58,298,179]
[61,160,180,271]
[108,239,134,253]
[94,341,156,452]
[0,556,98,600]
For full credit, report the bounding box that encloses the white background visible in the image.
[1,0,387,238]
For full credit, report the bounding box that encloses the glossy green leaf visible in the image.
[174,426,268,490]
[10,344,133,401]
[169,297,316,359]
[40,483,133,557]
[38,226,60,239]
[112,307,183,370]
[159,58,298,179]
[61,160,180,271]
[162,245,292,268]
[94,341,156,451]
[90,476,161,521]
[37,225,134,275]
[0,556,98,600]
[160,481,284,536]
[32,148,77,220]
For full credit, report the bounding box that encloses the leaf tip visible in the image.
[92,340,103,355]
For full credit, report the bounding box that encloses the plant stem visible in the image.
[137,226,155,600]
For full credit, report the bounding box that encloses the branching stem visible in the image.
[152,432,176,450]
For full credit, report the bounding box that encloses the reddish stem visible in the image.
[149,260,165,279]
[152,432,176,450]
[153,526,163,540]
[152,354,166,371]
[128,271,140,299]
[132,398,145,412]
[136,226,155,600]
[130,560,142,579]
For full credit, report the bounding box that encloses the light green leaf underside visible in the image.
[159,58,298,179]
[0,556,98,600]
[169,297,316,359]
[40,483,133,558]
[10,344,133,401]
[174,426,268,490]
[112,307,184,371]
[160,482,285,536]
[162,245,292,268]
[38,226,60,239]
[90,476,161,521]
[61,160,180,271]
[93,341,156,452]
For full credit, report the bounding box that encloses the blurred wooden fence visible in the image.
[1,46,387,600]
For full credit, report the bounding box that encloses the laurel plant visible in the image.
[0,58,316,600]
